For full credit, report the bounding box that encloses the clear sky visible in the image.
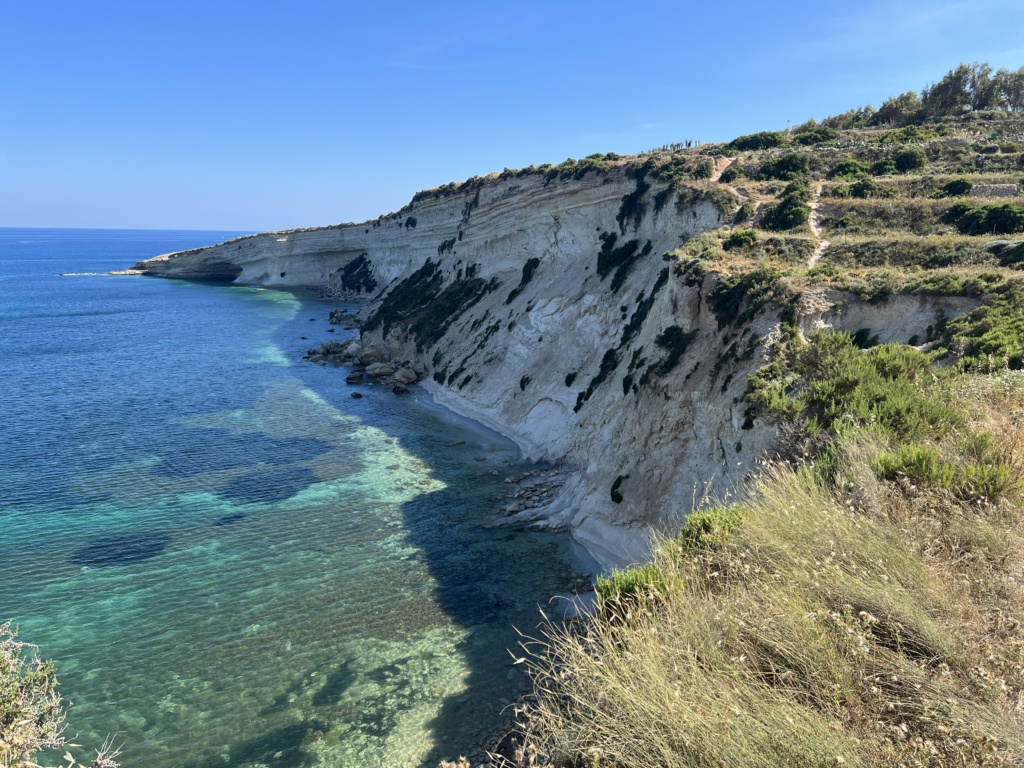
[2,0,1023,231]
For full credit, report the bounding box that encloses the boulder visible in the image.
[391,382,410,395]
[365,362,395,378]
[359,346,384,365]
[345,372,364,384]
[393,367,418,385]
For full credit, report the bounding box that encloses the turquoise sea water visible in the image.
[0,229,580,767]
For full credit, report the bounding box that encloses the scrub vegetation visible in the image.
[1,622,120,768]
[503,62,1024,768]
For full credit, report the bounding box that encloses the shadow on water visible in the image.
[180,720,330,768]
[71,532,172,566]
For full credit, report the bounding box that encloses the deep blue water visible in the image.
[0,228,578,767]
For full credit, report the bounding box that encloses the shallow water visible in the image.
[0,229,580,767]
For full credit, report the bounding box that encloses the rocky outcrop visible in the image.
[133,167,969,570]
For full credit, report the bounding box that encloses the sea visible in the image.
[0,228,583,768]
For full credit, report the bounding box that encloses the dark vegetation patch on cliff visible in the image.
[363,259,497,352]
[596,233,654,292]
[574,267,670,411]
[336,253,377,294]
[506,257,541,304]
[707,267,796,330]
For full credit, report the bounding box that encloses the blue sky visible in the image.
[2,0,1023,231]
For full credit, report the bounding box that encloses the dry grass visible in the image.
[511,372,1024,768]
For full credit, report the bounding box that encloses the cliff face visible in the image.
[134,168,966,569]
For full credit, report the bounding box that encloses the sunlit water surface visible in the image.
[0,228,580,767]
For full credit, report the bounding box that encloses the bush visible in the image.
[726,131,786,152]
[708,266,791,329]
[761,181,812,231]
[595,562,664,603]
[1,623,63,766]
[947,282,1024,370]
[719,164,745,183]
[893,147,927,173]
[692,157,714,179]
[871,444,955,489]
[733,200,754,224]
[723,229,758,251]
[850,177,879,198]
[749,332,960,441]
[829,158,869,179]
[793,126,840,146]
[678,506,745,549]
[935,177,974,197]
[943,201,1024,235]
[759,153,811,181]
[0,622,120,768]
[872,157,898,176]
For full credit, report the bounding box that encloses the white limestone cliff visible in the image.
[133,168,967,570]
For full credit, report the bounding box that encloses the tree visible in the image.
[873,91,923,126]
[0,623,119,768]
[922,62,1002,117]
[994,66,1024,112]
[922,63,973,117]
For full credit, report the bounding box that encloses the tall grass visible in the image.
[515,343,1024,768]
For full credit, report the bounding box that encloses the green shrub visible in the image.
[1001,241,1024,266]
[719,163,746,183]
[935,178,974,197]
[678,506,745,549]
[692,157,714,179]
[726,131,786,152]
[874,125,939,144]
[893,147,928,173]
[871,444,955,489]
[723,229,758,251]
[596,562,664,602]
[850,177,879,198]
[872,157,898,176]
[946,282,1024,370]
[733,199,754,224]
[793,126,840,146]
[761,181,812,231]
[749,332,961,442]
[942,201,1024,235]
[708,266,791,328]
[759,153,811,181]
[829,158,869,179]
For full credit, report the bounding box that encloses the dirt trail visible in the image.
[807,183,830,267]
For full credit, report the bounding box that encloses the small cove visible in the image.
[0,228,582,767]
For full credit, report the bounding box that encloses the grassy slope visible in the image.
[505,111,1024,766]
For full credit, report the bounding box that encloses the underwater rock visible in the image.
[72,532,172,566]
[213,512,247,526]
